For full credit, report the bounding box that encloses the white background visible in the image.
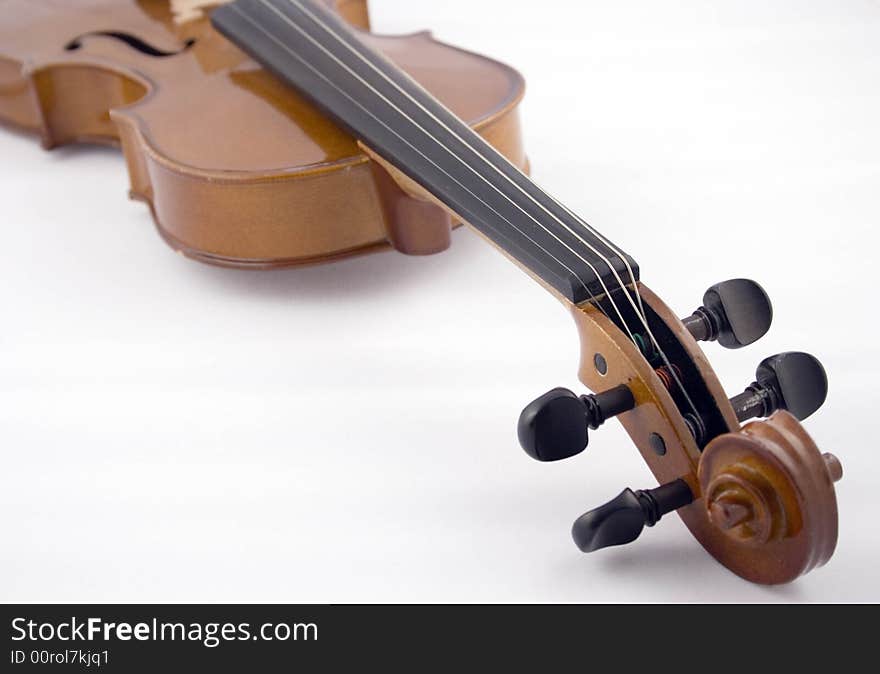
[2,0,878,602]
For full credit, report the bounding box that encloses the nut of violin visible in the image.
[698,411,839,584]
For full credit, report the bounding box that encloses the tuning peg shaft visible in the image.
[730,352,828,422]
[682,279,773,349]
[572,479,694,552]
[518,385,635,462]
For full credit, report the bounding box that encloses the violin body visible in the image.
[0,0,527,266]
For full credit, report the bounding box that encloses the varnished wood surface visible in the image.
[0,0,526,266]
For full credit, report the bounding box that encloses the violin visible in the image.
[0,0,841,585]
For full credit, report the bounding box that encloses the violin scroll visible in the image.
[518,279,840,584]
[698,411,840,583]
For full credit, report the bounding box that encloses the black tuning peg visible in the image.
[572,479,694,552]
[730,351,828,422]
[682,279,773,349]
[517,385,635,462]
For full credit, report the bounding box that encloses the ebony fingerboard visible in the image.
[212,0,638,303]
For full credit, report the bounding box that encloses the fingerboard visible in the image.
[212,0,638,304]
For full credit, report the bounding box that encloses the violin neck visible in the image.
[213,0,638,305]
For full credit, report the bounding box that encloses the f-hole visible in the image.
[65,32,196,58]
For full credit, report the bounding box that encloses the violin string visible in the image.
[271,0,699,417]
[280,1,642,319]
[238,0,702,420]
[287,0,645,311]
[551,198,696,415]
[249,0,635,334]
[227,3,609,316]
[236,1,638,334]
[237,0,704,420]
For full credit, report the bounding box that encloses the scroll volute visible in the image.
[697,411,840,583]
